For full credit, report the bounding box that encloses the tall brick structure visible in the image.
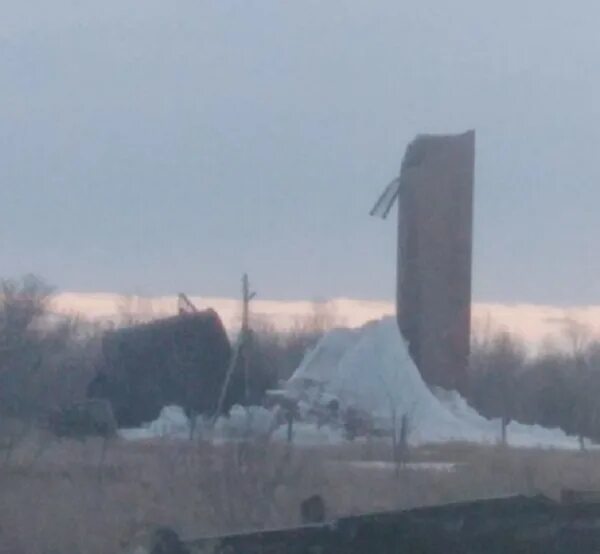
[372,130,475,392]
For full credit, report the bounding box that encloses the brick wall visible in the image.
[396,130,475,393]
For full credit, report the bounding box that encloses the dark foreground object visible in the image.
[48,398,117,438]
[135,494,600,554]
[88,311,239,427]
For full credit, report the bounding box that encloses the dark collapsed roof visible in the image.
[91,309,239,426]
[106,308,224,340]
[102,309,229,367]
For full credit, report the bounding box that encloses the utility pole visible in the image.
[241,273,256,403]
[213,274,256,422]
[241,273,256,336]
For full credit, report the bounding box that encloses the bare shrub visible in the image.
[0,275,100,419]
[6,436,600,553]
[191,439,325,532]
[469,328,526,430]
[0,275,103,469]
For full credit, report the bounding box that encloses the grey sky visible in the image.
[1,1,600,304]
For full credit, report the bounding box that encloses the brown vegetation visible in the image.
[2,435,600,553]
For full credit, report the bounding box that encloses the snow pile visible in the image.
[330,461,461,472]
[288,317,579,449]
[120,317,580,449]
[119,405,279,442]
[120,403,346,445]
[435,388,578,449]
[119,406,191,440]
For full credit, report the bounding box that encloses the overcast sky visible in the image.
[2,1,600,304]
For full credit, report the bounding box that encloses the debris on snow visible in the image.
[120,318,582,450]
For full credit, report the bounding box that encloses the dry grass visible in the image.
[2,432,600,553]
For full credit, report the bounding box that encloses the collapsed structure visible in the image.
[87,310,243,426]
[85,131,475,431]
[371,130,475,393]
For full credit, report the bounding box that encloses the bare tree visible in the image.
[0,275,53,462]
[0,275,53,415]
[561,317,591,368]
[117,294,156,327]
[0,275,101,459]
[469,328,526,444]
[560,318,593,449]
[373,356,415,475]
[307,299,338,334]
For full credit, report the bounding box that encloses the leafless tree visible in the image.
[0,275,101,462]
[469,326,526,444]
[117,294,156,327]
[561,317,591,368]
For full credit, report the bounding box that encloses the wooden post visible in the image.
[501,416,509,446]
[286,410,294,443]
[241,274,256,403]
[241,274,253,333]
[213,274,256,422]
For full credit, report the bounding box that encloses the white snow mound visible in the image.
[120,318,581,449]
[119,405,280,442]
[119,406,191,440]
[288,317,579,449]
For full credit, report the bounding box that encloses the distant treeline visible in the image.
[3,274,600,443]
[467,321,600,443]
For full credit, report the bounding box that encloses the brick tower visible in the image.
[371,130,475,392]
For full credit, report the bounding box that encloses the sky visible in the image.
[2,1,600,304]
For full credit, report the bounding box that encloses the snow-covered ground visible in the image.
[329,461,461,473]
[119,405,347,445]
[119,405,277,442]
[120,317,583,450]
